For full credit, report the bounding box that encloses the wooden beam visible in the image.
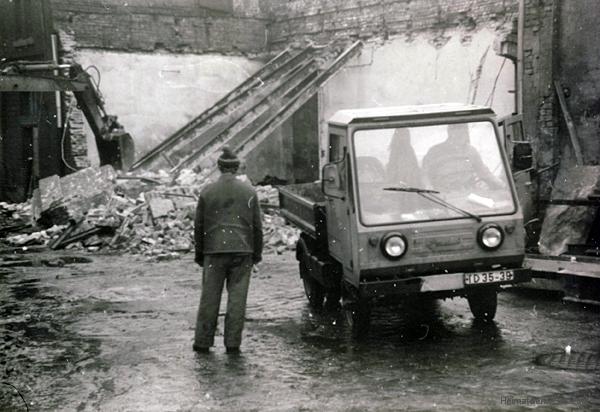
[554,80,584,164]
[228,41,363,174]
[0,75,88,92]
[129,47,301,171]
[526,255,600,280]
[170,59,318,173]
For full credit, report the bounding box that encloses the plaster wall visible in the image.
[71,49,263,165]
[319,29,515,167]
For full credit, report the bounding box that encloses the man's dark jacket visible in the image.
[194,174,263,264]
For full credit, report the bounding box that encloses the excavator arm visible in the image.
[68,64,135,170]
[0,61,134,170]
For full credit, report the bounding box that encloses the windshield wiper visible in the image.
[384,186,482,222]
[383,186,439,194]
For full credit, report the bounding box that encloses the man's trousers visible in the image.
[194,253,253,348]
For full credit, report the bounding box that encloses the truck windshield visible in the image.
[353,121,515,226]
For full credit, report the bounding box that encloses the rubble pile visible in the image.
[0,202,32,234]
[0,166,299,259]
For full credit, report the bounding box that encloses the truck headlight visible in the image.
[478,224,503,250]
[381,233,407,259]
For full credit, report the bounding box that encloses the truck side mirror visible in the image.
[322,163,345,199]
[513,142,533,171]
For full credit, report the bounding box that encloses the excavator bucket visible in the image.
[95,131,135,171]
[115,132,135,171]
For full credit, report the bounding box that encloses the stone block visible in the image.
[38,175,62,211]
[148,198,175,219]
[538,163,600,256]
[33,165,117,225]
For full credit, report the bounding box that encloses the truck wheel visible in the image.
[467,288,498,322]
[342,298,371,338]
[324,289,341,311]
[298,242,325,310]
[302,273,325,309]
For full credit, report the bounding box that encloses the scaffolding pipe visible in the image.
[517,0,524,114]
[51,34,63,128]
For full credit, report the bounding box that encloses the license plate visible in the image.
[464,270,514,285]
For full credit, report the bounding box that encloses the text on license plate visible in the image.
[464,270,514,285]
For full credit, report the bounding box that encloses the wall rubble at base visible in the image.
[538,161,600,256]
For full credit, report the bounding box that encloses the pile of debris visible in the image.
[0,202,32,236]
[1,165,298,260]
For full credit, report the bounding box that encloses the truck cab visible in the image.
[279,104,531,335]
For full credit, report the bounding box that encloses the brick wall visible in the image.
[264,0,517,48]
[557,0,600,166]
[521,0,559,201]
[50,0,268,54]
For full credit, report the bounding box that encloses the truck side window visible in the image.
[329,134,343,162]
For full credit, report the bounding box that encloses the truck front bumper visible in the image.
[360,268,531,299]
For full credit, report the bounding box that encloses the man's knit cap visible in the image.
[218,146,240,169]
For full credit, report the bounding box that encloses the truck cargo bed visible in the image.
[278,182,325,238]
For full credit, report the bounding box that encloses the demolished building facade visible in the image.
[1,0,599,261]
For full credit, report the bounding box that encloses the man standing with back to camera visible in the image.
[193,147,263,354]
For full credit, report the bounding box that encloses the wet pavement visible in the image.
[1,251,599,411]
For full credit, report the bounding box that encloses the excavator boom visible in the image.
[0,61,134,170]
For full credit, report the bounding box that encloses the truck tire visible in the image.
[467,288,498,322]
[343,299,371,338]
[297,239,325,310]
[324,289,341,311]
[302,272,325,309]
[342,284,371,338]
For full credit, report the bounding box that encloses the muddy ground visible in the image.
[1,251,599,411]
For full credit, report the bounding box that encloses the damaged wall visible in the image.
[69,48,263,161]
[47,0,277,178]
[521,0,559,201]
[7,0,596,194]
[51,0,267,54]
[321,28,516,117]
[264,0,517,48]
[48,0,306,183]
[318,30,516,167]
[521,0,600,202]
[53,0,518,183]
[263,0,519,169]
[0,0,73,202]
[556,0,600,166]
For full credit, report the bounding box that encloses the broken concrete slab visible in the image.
[538,164,600,256]
[59,165,117,217]
[148,198,175,219]
[33,165,118,225]
[60,165,117,196]
[38,175,62,211]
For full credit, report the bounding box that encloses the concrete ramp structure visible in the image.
[129,41,363,175]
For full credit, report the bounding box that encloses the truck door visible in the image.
[323,132,355,276]
[500,115,536,243]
